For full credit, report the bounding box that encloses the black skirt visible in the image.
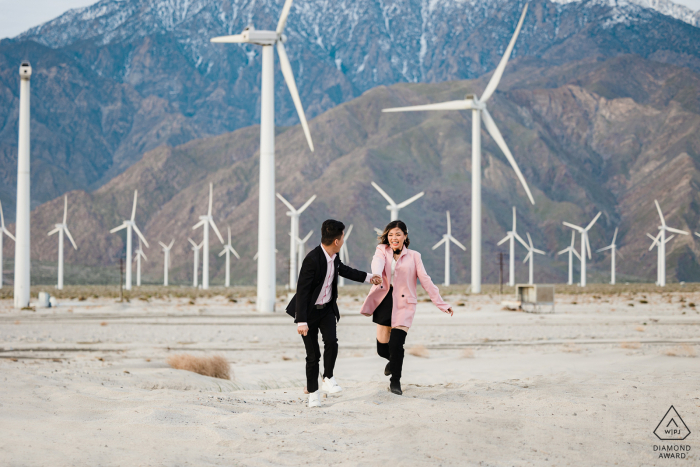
[372,285,393,326]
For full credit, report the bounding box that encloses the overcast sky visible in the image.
[1,0,699,39]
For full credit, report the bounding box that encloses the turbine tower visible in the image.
[1,201,16,289]
[134,238,147,287]
[371,182,424,221]
[338,224,354,287]
[557,231,580,286]
[188,238,203,288]
[158,239,174,286]
[382,4,534,294]
[523,233,545,285]
[211,0,315,312]
[497,207,528,287]
[193,183,224,290]
[219,227,240,287]
[597,228,623,285]
[47,196,78,290]
[295,230,313,275]
[647,200,688,286]
[110,190,149,290]
[14,61,32,308]
[563,212,601,287]
[277,193,316,290]
[431,211,467,286]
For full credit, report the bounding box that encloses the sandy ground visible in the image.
[0,290,698,466]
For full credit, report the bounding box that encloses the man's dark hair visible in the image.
[321,219,345,245]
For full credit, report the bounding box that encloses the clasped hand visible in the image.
[370,275,382,285]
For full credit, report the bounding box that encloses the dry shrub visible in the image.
[407,345,430,358]
[560,344,581,353]
[664,344,696,358]
[167,354,231,379]
[461,348,474,358]
[620,342,641,349]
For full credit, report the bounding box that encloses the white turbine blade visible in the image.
[210,34,246,43]
[218,249,226,257]
[481,108,535,204]
[665,234,675,244]
[158,241,168,249]
[198,241,204,249]
[64,227,78,250]
[533,248,545,255]
[3,228,15,241]
[696,232,700,239]
[585,234,592,260]
[597,245,613,253]
[210,219,225,244]
[297,194,317,214]
[570,231,576,248]
[666,226,689,236]
[557,247,569,256]
[48,227,60,236]
[612,227,618,245]
[514,232,528,249]
[168,239,174,249]
[397,191,425,209]
[192,219,206,230]
[63,196,68,224]
[572,248,581,260]
[253,251,259,261]
[133,224,149,248]
[276,0,294,34]
[585,212,602,231]
[140,250,148,261]
[371,182,396,205]
[523,251,531,263]
[301,230,313,243]
[512,206,517,231]
[277,41,314,152]
[110,223,127,233]
[446,211,451,236]
[276,193,296,213]
[617,249,624,259]
[230,246,241,260]
[227,227,232,245]
[208,183,213,216]
[562,221,584,232]
[480,3,529,103]
[345,224,354,240]
[654,200,666,227]
[647,232,660,251]
[432,237,447,250]
[188,238,197,248]
[383,100,475,113]
[0,200,4,228]
[131,190,138,222]
[374,228,383,235]
[449,236,467,251]
[526,232,534,248]
[497,233,511,246]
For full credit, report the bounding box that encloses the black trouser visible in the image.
[301,308,338,393]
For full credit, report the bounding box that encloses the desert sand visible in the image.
[0,287,698,466]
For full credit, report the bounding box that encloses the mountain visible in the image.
[1,0,700,221]
[5,53,700,286]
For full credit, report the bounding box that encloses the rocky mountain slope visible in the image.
[1,0,700,220]
[5,53,700,286]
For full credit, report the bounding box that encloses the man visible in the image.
[287,219,381,408]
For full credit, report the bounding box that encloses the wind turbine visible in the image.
[219,227,240,287]
[211,0,315,312]
[277,193,316,290]
[134,238,147,287]
[14,61,32,308]
[158,239,174,286]
[371,182,424,221]
[432,211,467,286]
[296,230,314,275]
[647,200,688,286]
[523,233,545,285]
[563,212,601,287]
[1,200,16,289]
[382,4,534,294]
[557,231,580,286]
[338,224,354,287]
[497,207,528,287]
[188,238,203,288]
[597,228,623,285]
[47,196,77,290]
[373,227,383,236]
[193,183,225,290]
[110,190,149,291]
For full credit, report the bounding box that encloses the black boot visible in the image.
[377,340,391,375]
[388,329,407,395]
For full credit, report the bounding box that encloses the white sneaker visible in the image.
[321,376,343,394]
[308,390,321,408]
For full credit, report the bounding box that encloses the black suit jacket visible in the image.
[286,245,368,323]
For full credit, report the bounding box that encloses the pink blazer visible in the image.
[360,245,450,328]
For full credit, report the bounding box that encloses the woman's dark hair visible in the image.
[321,219,345,245]
[378,220,410,247]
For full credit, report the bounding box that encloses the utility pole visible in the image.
[499,252,504,296]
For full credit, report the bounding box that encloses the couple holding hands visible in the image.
[286,219,454,408]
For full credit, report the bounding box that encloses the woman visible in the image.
[360,220,453,395]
